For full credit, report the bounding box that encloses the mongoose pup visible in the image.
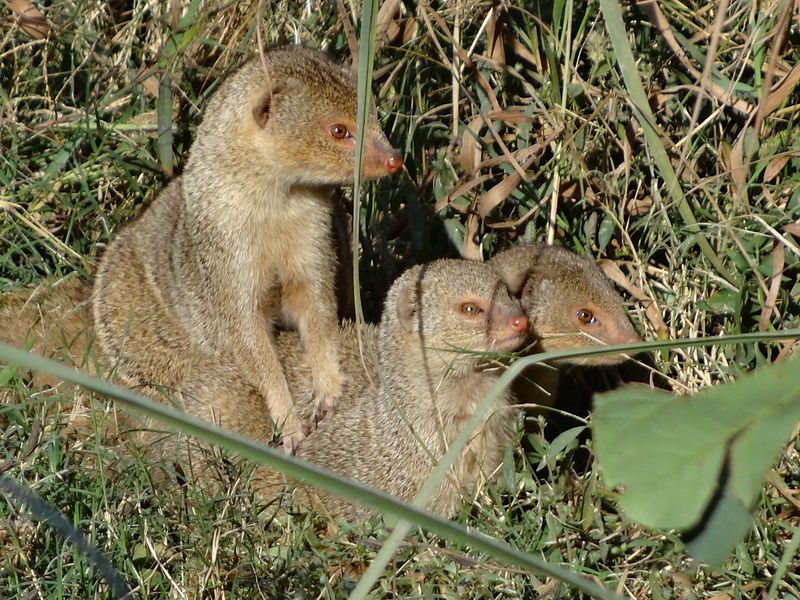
[261,259,530,519]
[92,47,402,452]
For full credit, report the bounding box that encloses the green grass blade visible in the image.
[0,476,134,599]
[350,327,800,596]
[156,75,174,177]
[598,0,739,286]
[0,341,621,600]
[351,0,380,330]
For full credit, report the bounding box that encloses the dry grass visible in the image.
[1,0,799,598]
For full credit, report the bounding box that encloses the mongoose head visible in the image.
[381,259,529,377]
[489,245,642,365]
[194,46,401,187]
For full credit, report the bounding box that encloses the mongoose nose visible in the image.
[509,315,528,332]
[386,155,403,173]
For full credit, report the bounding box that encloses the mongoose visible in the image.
[257,258,530,519]
[488,244,642,410]
[92,46,402,452]
[0,245,639,516]
[488,244,642,363]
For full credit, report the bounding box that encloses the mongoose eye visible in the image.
[460,302,483,316]
[330,124,353,140]
[577,308,597,325]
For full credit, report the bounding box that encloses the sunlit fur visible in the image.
[92,46,400,454]
[270,259,528,519]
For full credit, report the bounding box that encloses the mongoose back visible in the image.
[263,258,530,519]
[92,46,402,451]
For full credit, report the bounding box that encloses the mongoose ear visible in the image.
[499,267,532,297]
[395,282,420,332]
[251,77,301,129]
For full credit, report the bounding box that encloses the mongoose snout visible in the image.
[486,308,529,352]
[351,126,402,178]
[385,154,404,173]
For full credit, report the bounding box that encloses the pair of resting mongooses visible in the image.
[0,46,641,519]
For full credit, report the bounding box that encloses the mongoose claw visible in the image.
[313,400,338,427]
[281,430,306,455]
[281,418,310,454]
[311,369,343,427]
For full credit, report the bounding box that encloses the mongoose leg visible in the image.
[280,266,343,424]
[235,323,309,452]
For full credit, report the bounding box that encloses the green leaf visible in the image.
[0,361,19,386]
[541,425,585,471]
[702,290,740,315]
[597,213,616,251]
[593,355,800,567]
[43,146,73,178]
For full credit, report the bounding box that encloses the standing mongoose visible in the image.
[92,46,402,452]
[259,258,530,519]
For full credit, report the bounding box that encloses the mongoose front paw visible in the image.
[281,415,311,454]
[312,370,344,426]
[313,396,338,426]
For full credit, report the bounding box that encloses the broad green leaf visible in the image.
[593,355,800,566]
[702,290,740,315]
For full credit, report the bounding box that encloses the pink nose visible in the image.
[509,315,528,332]
[386,155,403,173]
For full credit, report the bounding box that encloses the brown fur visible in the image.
[275,245,642,416]
[489,244,641,364]
[0,278,97,387]
[0,244,640,518]
[489,244,642,409]
[91,47,400,452]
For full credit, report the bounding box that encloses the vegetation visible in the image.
[1,0,798,598]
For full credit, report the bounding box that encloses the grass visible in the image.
[1,0,799,598]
